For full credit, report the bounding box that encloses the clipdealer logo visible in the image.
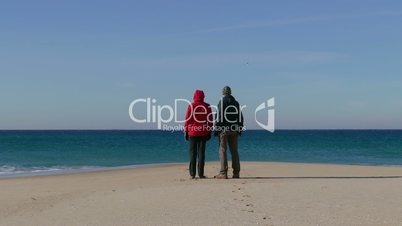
[128,97,275,132]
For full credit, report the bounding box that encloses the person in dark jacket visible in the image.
[184,90,213,179]
[214,86,244,179]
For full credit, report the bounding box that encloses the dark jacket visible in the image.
[215,95,244,134]
[184,90,213,137]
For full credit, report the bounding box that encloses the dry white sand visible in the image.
[1,162,402,226]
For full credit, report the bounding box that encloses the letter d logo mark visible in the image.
[254,98,275,132]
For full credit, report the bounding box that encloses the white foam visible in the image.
[0,165,101,178]
[0,163,180,178]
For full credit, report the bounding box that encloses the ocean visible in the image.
[1,130,402,177]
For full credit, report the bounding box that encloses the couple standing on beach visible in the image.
[184,86,244,179]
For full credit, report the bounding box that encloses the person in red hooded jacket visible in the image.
[184,90,213,179]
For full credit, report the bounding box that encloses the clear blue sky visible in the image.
[1,0,402,129]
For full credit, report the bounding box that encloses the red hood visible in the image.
[193,90,205,102]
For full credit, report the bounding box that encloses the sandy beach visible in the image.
[1,162,402,226]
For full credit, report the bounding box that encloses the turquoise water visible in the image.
[1,130,402,176]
